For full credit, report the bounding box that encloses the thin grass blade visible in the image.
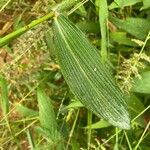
[98,0,108,60]
[26,129,35,150]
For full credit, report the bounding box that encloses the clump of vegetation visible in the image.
[0,0,150,149]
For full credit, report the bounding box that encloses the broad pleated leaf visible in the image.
[53,14,130,129]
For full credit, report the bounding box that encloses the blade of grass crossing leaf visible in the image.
[98,0,108,60]
[53,14,130,129]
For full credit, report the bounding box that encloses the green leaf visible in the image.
[53,14,130,129]
[35,126,64,150]
[13,15,25,30]
[142,0,150,10]
[0,75,9,115]
[127,94,145,127]
[110,32,138,47]
[77,5,87,17]
[15,103,38,117]
[67,100,84,109]
[77,22,100,33]
[86,119,111,129]
[37,87,60,141]
[35,126,53,141]
[98,0,108,59]
[132,71,150,94]
[110,16,150,40]
[109,0,142,9]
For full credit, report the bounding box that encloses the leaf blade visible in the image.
[110,16,150,40]
[53,14,130,129]
[37,87,60,141]
[109,0,142,9]
[132,71,150,94]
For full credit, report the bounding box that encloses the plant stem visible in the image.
[124,131,132,150]
[0,0,12,12]
[87,111,92,150]
[66,109,79,150]
[114,128,119,150]
[0,12,54,47]
[0,0,82,48]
